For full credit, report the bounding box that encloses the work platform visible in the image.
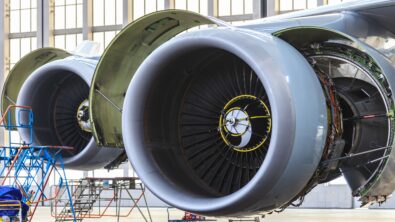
[0,105,153,222]
[51,177,152,222]
[0,105,76,222]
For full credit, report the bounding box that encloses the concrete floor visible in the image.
[30,207,395,222]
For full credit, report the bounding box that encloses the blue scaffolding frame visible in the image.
[0,105,76,222]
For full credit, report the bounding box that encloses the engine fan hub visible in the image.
[76,99,92,133]
[219,95,271,153]
[224,109,249,135]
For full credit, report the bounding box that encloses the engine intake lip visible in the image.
[123,28,328,215]
[16,58,123,170]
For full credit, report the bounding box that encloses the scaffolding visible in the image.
[0,105,76,222]
[51,177,152,221]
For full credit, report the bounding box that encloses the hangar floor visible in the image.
[33,207,395,222]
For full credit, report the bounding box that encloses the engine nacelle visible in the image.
[118,12,395,216]
[122,28,328,215]
[3,7,395,217]
[2,49,123,170]
[17,57,124,170]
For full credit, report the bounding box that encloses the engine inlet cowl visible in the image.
[122,28,328,216]
[16,57,123,170]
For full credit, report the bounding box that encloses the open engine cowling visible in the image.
[119,12,395,215]
[6,53,123,170]
[3,7,395,217]
[122,28,329,215]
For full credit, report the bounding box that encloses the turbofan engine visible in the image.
[3,5,395,217]
[2,48,124,170]
[114,11,395,216]
[122,28,329,215]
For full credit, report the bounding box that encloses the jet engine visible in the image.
[123,28,329,216]
[115,10,395,216]
[2,48,123,170]
[3,2,395,217]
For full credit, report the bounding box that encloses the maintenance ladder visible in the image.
[0,105,76,222]
[54,179,102,221]
[52,177,152,222]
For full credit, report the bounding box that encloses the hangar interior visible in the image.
[1,0,395,221]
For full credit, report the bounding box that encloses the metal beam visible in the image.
[83,0,93,40]
[53,28,83,35]
[8,32,37,39]
[0,0,9,165]
[92,25,122,32]
[219,14,254,22]
[1,0,9,79]
[164,0,175,9]
[37,0,49,47]
[48,0,55,46]
[123,0,133,25]
[253,0,265,19]
[37,0,43,47]
[266,0,276,16]
[0,1,4,80]
[208,0,219,17]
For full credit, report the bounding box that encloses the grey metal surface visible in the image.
[246,0,395,26]
[242,12,395,61]
[122,27,328,216]
[16,57,123,170]
[239,1,395,64]
[298,185,353,209]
